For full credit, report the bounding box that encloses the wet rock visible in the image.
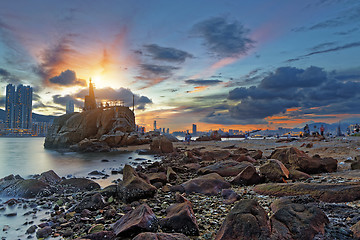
[270,199,329,240]
[113,203,158,237]
[80,231,115,240]
[197,160,252,177]
[38,170,62,184]
[221,189,240,204]
[59,178,100,192]
[351,221,360,239]
[147,172,167,185]
[201,150,231,161]
[215,199,271,240]
[235,154,256,163]
[117,165,157,203]
[4,212,17,217]
[259,159,289,182]
[231,165,261,185]
[254,182,360,202]
[150,136,173,153]
[132,232,191,240]
[36,226,52,238]
[159,200,199,236]
[249,150,263,160]
[0,176,49,198]
[166,167,177,182]
[270,147,337,174]
[88,170,105,175]
[73,193,106,212]
[181,173,231,195]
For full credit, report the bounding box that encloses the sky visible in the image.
[0,0,360,132]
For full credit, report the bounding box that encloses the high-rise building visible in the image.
[66,99,74,114]
[192,124,197,134]
[6,84,32,129]
[154,120,157,131]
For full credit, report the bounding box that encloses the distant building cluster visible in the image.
[153,120,169,134]
[6,84,33,131]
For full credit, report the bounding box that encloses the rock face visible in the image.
[215,199,271,240]
[270,147,337,174]
[270,199,329,240]
[44,108,150,150]
[159,201,199,235]
[181,173,231,195]
[254,182,360,202]
[117,165,157,203]
[197,160,253,177]
[112,204,158,237]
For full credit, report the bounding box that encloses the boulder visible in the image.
[351,221,360,239]
[150,136,173,153]
[289,169,311,180]
[38,170,62,184]
[159,200,199,235]
[181,173,231,195]
[73,193,106,212]
[221,189,240,204]
[259,159,290,182]
[113,204,158,237]
[254,182,360,202]
[166,167,177,182]
[231,165,261,185]
[72,138,111,152]
[81,231,115,240]
[117,165,157,203]
[147,172,167,185]
[0,175,49,198]
[36,226,52,239]
[270,147,337,174]
[270,199,329,240]
[197,160,253,177]
[215,199,271,240]
[249,150,263,160]
[132,232,190,240]
[235,154,256,163]
[59,178,100,192]
[201,150,231,161]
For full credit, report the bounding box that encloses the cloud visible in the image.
[135,64,180,87]
[52,94,83,108]
[191,17,254,58]
[0,68,22,85]
[223,66,360,124]
[74,87,153,110]
[143,44,193,63]
[304,42,360,57]
[185,79,222,86]
[49,69,86,86]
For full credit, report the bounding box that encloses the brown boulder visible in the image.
[201,150,231,161]
[181,173,231,195]
[118,165,157,203]
[59,178,100,192]
[113,204,158,237]
[289,169,311,180]
[231,165,261,185]
[166,167,177,182]
[259,159,289,182]
[254,182,360,202]
[37,170,61,185]
[351,221,360,239]
[159,200,199,236]
[132,232,190,240]
[249,150,263,160]
[215,199,271,240]
[197,160,252,177]
[270,199,329,240]
[235,154,256,163]
[73,193,106,212]
[221,189,240,204]
[150,136,173,153]
[270,147,337,174]
[147,172,167,185]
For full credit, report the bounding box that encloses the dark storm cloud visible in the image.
[0,68,22,85]
[218,66,360,125]
[191,17,254,57]
[143,44,193,63]
[52,94,82,108]
[185,79,222,86]
[49,69,86,86]
[33,35,77,83]
[75,87,153,110]
[136,64,180,87]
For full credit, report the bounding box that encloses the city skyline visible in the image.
[0,0,360,131]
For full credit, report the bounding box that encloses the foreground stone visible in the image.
[259,159,289,182]
[197,160,252,177]
[254,182,360,202]
[59,178,100,192]
[133,232,191,240]
[159,200,199,235]
[0,175,49,198]
[230,165,261,185]
[73,193,106,212]
[270,199,329,240]
[215,199,271,240]
[117,165,157,203]
[270,147,337,174]
[113,204,158,237]
[181,173,231,195]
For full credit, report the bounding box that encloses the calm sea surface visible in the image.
[0,137,156,187]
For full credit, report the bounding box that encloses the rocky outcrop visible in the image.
[112,204,158,238]
[254,182,360,202]
[270,147,337,174]
[215,199,271,240]
[0,174,49,198]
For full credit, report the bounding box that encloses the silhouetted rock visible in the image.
[113,204,158,237]
[133,232,190,240]
[159,200,199,235]
[198,160,252,177]
[259,159,289,182]
[117,165,157,203]
[215,199,271,240]
[181,173,230,195]
[270,147,337,174]
[254,182,360,202]
[231,165,261,185]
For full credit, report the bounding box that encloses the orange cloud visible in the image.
[187,86,208,93]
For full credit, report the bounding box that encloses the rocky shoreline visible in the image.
[1,137,360,239]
